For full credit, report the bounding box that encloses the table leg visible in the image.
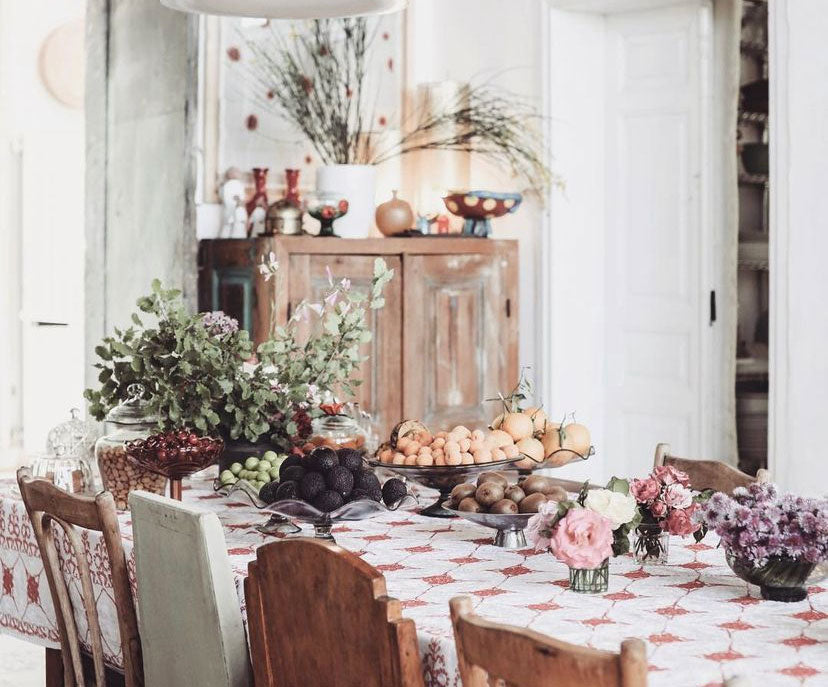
[45,647,64,687]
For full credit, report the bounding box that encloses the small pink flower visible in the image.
[551,508,613,569]
[324,291,339,308]
[663,505,700,536]
[653,465,691,487]
[650,499,668,518]
[526,500,559,552]
[630,477,660,504]
[663,483,693,509]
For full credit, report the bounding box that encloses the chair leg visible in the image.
[45,647,64,687]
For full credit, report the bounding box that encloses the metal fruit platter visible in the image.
[366,458,522,518]
[214,478,417,543]
[441,501,535,549]
[515,446,595,476]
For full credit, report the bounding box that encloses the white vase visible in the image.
[316,165,377,239]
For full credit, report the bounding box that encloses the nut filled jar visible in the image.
[94,384,167,509]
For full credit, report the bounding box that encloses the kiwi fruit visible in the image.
[547,486,568,502]
[450,483,477,506]
[475,482,505,507]
[476,471,509,488]
[520,475,556,495]
[519,492,548,513]
[504,485,526,504]
[489,499,519,514]
[458,497,483,513]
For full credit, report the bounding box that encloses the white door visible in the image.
[603,3,714,478]
[20,131,86,454]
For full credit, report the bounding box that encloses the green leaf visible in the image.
[606,476,630,495]
[95,345,112,361]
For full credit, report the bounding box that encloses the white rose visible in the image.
[584,489,637,528]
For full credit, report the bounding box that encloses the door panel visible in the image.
[288,254,402,439]
[403,252,518,431]
[604,4,710,478]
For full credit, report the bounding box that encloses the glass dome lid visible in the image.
[46,407,99,459]
[105,383,158,425]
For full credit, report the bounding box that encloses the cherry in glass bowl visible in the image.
[126,430,224,500]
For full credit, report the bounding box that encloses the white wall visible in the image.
[769,0,828,496]
[403,0,545,393]
[0,0,85,467]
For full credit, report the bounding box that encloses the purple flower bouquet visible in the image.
[701,483,828,601]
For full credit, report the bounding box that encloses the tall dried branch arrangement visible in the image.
[246,18,555,194]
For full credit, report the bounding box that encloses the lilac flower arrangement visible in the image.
[701,482,828,567]
[201,310,239,336]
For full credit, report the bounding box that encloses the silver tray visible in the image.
[366,457,521,518]
[214,478,417,542]
[442,501,535,548]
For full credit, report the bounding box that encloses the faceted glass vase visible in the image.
[568,558,609,593]
[633,524,671,565]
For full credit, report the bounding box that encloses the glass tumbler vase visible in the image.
[633,524,671,565]
[568,558,609,594]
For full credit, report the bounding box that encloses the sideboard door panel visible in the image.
[288,254,403,439]
[403,252,518,430]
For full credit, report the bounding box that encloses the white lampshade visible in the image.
[160,0,407,18]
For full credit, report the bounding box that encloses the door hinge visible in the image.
[505,298,511,318]
[709,290,716,326]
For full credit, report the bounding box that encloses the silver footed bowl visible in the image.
[264,495,417,542]
[366,457,521,518]
[214,479,417,542]
[442,501,535,549]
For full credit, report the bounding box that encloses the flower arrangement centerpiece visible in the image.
[701,483,828,601]
[84,256,394,452]
[629,465,711,564]
[527,478,638,593]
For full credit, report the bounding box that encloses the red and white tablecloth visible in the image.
[1,473,826,687]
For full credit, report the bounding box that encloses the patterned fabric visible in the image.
[1,475,825,687]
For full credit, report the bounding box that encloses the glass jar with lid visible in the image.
[29,409,96,494]
[307,403,373,453]
[94,383,167,509]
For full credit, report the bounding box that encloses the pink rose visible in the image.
[663,506,700,536]
[630,477,660,504]
[551,508,613,569]
[662,483,693,510]
[650,499,668,518]
[653,465,691,487]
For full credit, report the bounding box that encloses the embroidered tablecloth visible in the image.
[1,474,825,686]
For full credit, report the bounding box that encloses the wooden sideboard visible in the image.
[198,237,519,437]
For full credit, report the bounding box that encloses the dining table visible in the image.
[0,470,825,687]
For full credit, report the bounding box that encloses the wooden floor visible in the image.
[0,634,43,686]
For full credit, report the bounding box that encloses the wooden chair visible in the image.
[654,443,771,493]
[129,491,252,687]
[16,468,143,687]
[449,596,647,687]
[245,538,424,687]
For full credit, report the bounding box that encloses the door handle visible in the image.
[709,290,716,326]
[33,321,69,326]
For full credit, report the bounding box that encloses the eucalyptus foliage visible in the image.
[85,259,394,446]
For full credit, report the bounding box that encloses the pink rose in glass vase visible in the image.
[653,464,691,487]
[650,499,668,518]
[663,505,700,536]
[630,477,660,503]
[551,508,614,569]
[663,483,693,510]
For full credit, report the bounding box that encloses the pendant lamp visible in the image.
[160,0,407,18]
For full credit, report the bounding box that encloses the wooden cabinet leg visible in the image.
[45,647,64,687]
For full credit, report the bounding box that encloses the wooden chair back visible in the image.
[129,491,252,687]
[654,443,771,493]
[245,538,424,687]
[449,596,647,687]
[16,468,143,687]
